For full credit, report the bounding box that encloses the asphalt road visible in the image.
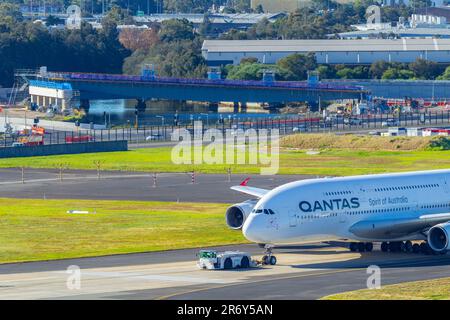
[0,168,307,203]
[1,242,449,300]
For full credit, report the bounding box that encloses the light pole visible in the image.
[156,115,165,126]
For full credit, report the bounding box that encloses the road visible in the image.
[0,242,449,300]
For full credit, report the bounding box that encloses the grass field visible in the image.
[0,147,449,176]
[0,198,245,264]
[323,278,450,300]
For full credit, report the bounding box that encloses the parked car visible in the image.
[344,117,363,126]
[11,142,24,147]
[146,134,164,141]
[382,119,400,127]
[292,124,309,132]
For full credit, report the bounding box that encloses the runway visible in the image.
[0,243,449,300]
[0,168,307,203]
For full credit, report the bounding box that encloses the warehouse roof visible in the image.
[334,27,450,38]
[202,39,450,52]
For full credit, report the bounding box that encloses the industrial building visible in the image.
[335,27,450,39]
[202,39,450,65]
[133,13,286,34]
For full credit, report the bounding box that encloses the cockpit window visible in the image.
[268,209,275,215]
[264,209,269,215]
[255,209,263,213]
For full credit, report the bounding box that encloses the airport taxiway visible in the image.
[1,168,450,299]
[0,168,306,203]
[0,243,449,300]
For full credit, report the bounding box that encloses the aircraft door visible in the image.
[288,210,297,227]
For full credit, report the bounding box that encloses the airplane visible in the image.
[226,169,450,265]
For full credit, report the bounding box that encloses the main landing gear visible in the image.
[350,241,447,255]
[349,242,373,252]
[261,244,277,265]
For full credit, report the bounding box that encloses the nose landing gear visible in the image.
[262,244,277,265]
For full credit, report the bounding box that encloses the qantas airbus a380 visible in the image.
[226,169,450,265]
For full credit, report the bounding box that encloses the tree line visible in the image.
[225,56,450,81]
[0,3,129,87]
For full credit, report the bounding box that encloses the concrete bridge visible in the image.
[29,71,368,112]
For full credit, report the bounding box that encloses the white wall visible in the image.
[206,50,450,65]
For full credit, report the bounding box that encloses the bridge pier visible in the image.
[308,101,319,112]
[208,102,219,113]
[135,99,147,112]
[240,102,247,113]
[233,102,239,113]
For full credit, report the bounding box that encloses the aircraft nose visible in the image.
[242,214,267,243]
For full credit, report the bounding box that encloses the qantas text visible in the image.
[299,198,360,212]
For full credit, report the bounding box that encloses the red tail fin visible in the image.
[240,177,250,186]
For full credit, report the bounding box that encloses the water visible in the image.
[86,100,298,126]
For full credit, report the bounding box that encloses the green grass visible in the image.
[0,147,449,176]
[0,198,245,264]
[323,278,450,300]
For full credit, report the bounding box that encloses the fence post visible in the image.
[59,163,63,182]
[191,170,195,184]
[21,166,24,184]
[153,172,157,188]
[93,160,101,180]
[227,167,231,182]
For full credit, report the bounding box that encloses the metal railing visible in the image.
[2,111,449,148]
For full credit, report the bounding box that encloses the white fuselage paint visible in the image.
[242,169,450,245]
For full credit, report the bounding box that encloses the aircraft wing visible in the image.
[349,212,450,239]
[230,186,270,198]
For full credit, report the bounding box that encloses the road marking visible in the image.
[54,270,230,284]
[155,268,359,300]
[155,255,450,300]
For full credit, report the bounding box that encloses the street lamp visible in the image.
[156,115,165,126]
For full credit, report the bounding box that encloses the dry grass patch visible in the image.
[281,134,446,151]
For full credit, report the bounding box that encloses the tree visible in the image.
[381,68,414,80]
[159,19,194,42]
[315,65,336,79]
[0,2,23,26]
[276,53,317,81]
[101,5,134,25]
[409,0,432,9]
[119,28,159,51]
[437,66,450,80]
[369,60,392,79]
[45,15,63,26]
[240,57,259,64]
[226,63,267,80]
[409,58,442,80]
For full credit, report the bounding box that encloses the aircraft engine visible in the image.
[428,222,450,252]
[225,200,257,230]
